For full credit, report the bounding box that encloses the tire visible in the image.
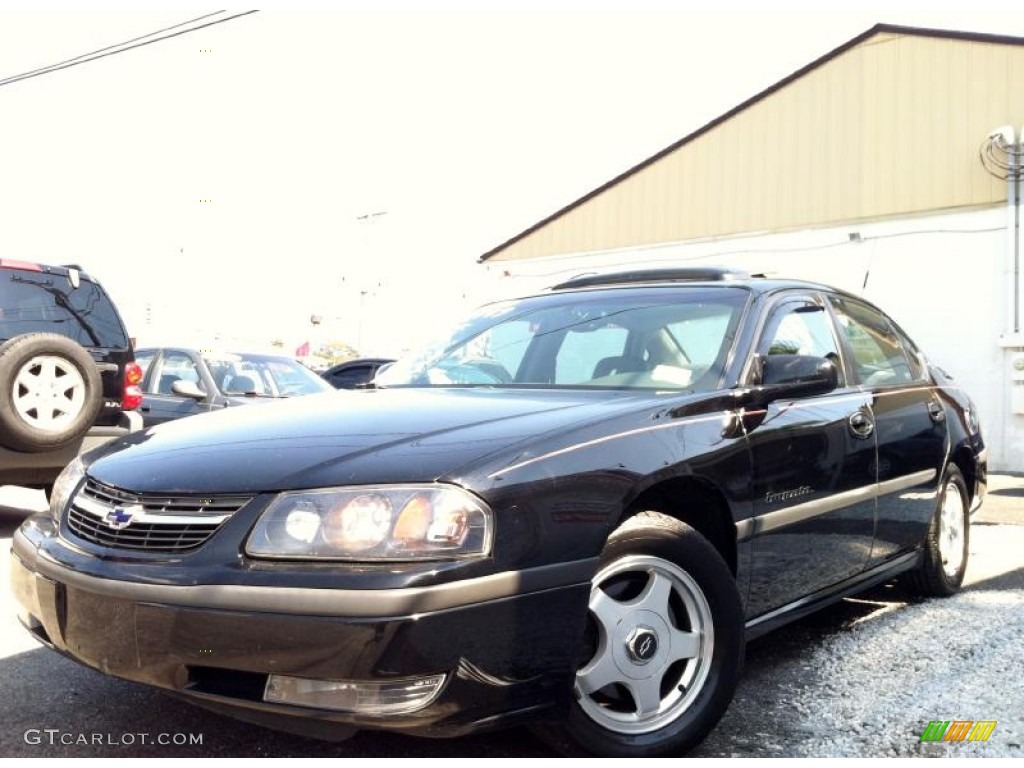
[533,511,744,757]
[905,465,970,597]
[0,333,103,453]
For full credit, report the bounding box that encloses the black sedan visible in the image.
[10,269,986,757]
[132,347,332,426]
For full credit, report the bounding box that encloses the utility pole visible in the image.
[354,211,388,353]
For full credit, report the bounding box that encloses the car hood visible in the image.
[84,388,671,494]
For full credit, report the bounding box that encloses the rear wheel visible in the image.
[905,465,969,597]
[534,512,744,757]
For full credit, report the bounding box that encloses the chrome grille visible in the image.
[65,478,252,552]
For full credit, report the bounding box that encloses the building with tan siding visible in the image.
[479,24,1024,471]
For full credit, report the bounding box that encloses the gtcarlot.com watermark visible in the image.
[24,729,203,747]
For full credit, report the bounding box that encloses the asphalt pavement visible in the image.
[0,477,1021,758]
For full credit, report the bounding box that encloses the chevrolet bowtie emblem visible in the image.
[104,505,141,530]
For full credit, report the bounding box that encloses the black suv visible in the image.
[11,268,986,756]
[0,260,142,490]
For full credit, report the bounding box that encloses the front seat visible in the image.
[592,355,644,379]
[225,374,257,394]
[158,374,182,394]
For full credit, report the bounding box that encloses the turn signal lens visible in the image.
[264,673,446,714]
[125,362,143,386]
[393,494,432,545]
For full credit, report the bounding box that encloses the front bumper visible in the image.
[10,515,593,739]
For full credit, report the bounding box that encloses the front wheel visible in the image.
[534,512,744,757]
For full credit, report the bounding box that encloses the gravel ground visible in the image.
[692,521,1024,758]
[790,588,1024,756]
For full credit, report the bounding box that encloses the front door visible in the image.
[139,350,211,426]
[744,295,876,617]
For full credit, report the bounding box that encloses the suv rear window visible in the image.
[0,269,129,349]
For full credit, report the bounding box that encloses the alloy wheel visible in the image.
[937,479,966,580]
[12,355,87,432]
[576,554,714,735]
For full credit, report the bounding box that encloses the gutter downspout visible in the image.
[1006,130,1020,335]
[1016,128,1023,335]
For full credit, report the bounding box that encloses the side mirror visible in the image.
[171,380,206,400]
[754,354,838,403]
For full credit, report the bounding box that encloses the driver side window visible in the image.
[758,302,845,387]
[154,352,204,396]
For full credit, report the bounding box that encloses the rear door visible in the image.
[828,295,948,565]
[744,293,876,616]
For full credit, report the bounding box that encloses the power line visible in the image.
[0,11,227,87]
[0,10,258,90]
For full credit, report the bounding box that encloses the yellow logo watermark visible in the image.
[920,720,996,742]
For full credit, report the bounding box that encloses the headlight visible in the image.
[49,457,86,521]
[965,401,981,436]
[246,485,493,561]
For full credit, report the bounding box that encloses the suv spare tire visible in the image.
[0,333,103,453]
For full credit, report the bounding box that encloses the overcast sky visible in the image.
[1,4,1022,355]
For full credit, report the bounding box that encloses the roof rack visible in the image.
[551,267,751,291]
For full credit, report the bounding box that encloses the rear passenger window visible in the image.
[829,297,917,386]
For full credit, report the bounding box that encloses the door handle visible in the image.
[848,411,874,439]
[140,405,151,413]
[927,401,946,423]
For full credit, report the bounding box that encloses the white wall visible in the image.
[480,206,1023,471]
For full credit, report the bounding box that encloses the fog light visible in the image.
[264,673,446,714]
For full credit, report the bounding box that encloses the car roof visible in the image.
[327,357,394,368]
[137,347,300,361]
[0,259,97,284]
[546,267,860,301]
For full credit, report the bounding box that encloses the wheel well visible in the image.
[951,446,977,504]
[625,478,737,575]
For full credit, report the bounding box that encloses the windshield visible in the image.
[376,286,749,392]
[203,353,330,397]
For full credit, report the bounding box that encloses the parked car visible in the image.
[133,347,333,426]
[12,268,986,756]
[320,357,395,389]
[0,259,141,492]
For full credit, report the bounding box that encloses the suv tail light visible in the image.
[0,259,42,271]
[123,362,143,411]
